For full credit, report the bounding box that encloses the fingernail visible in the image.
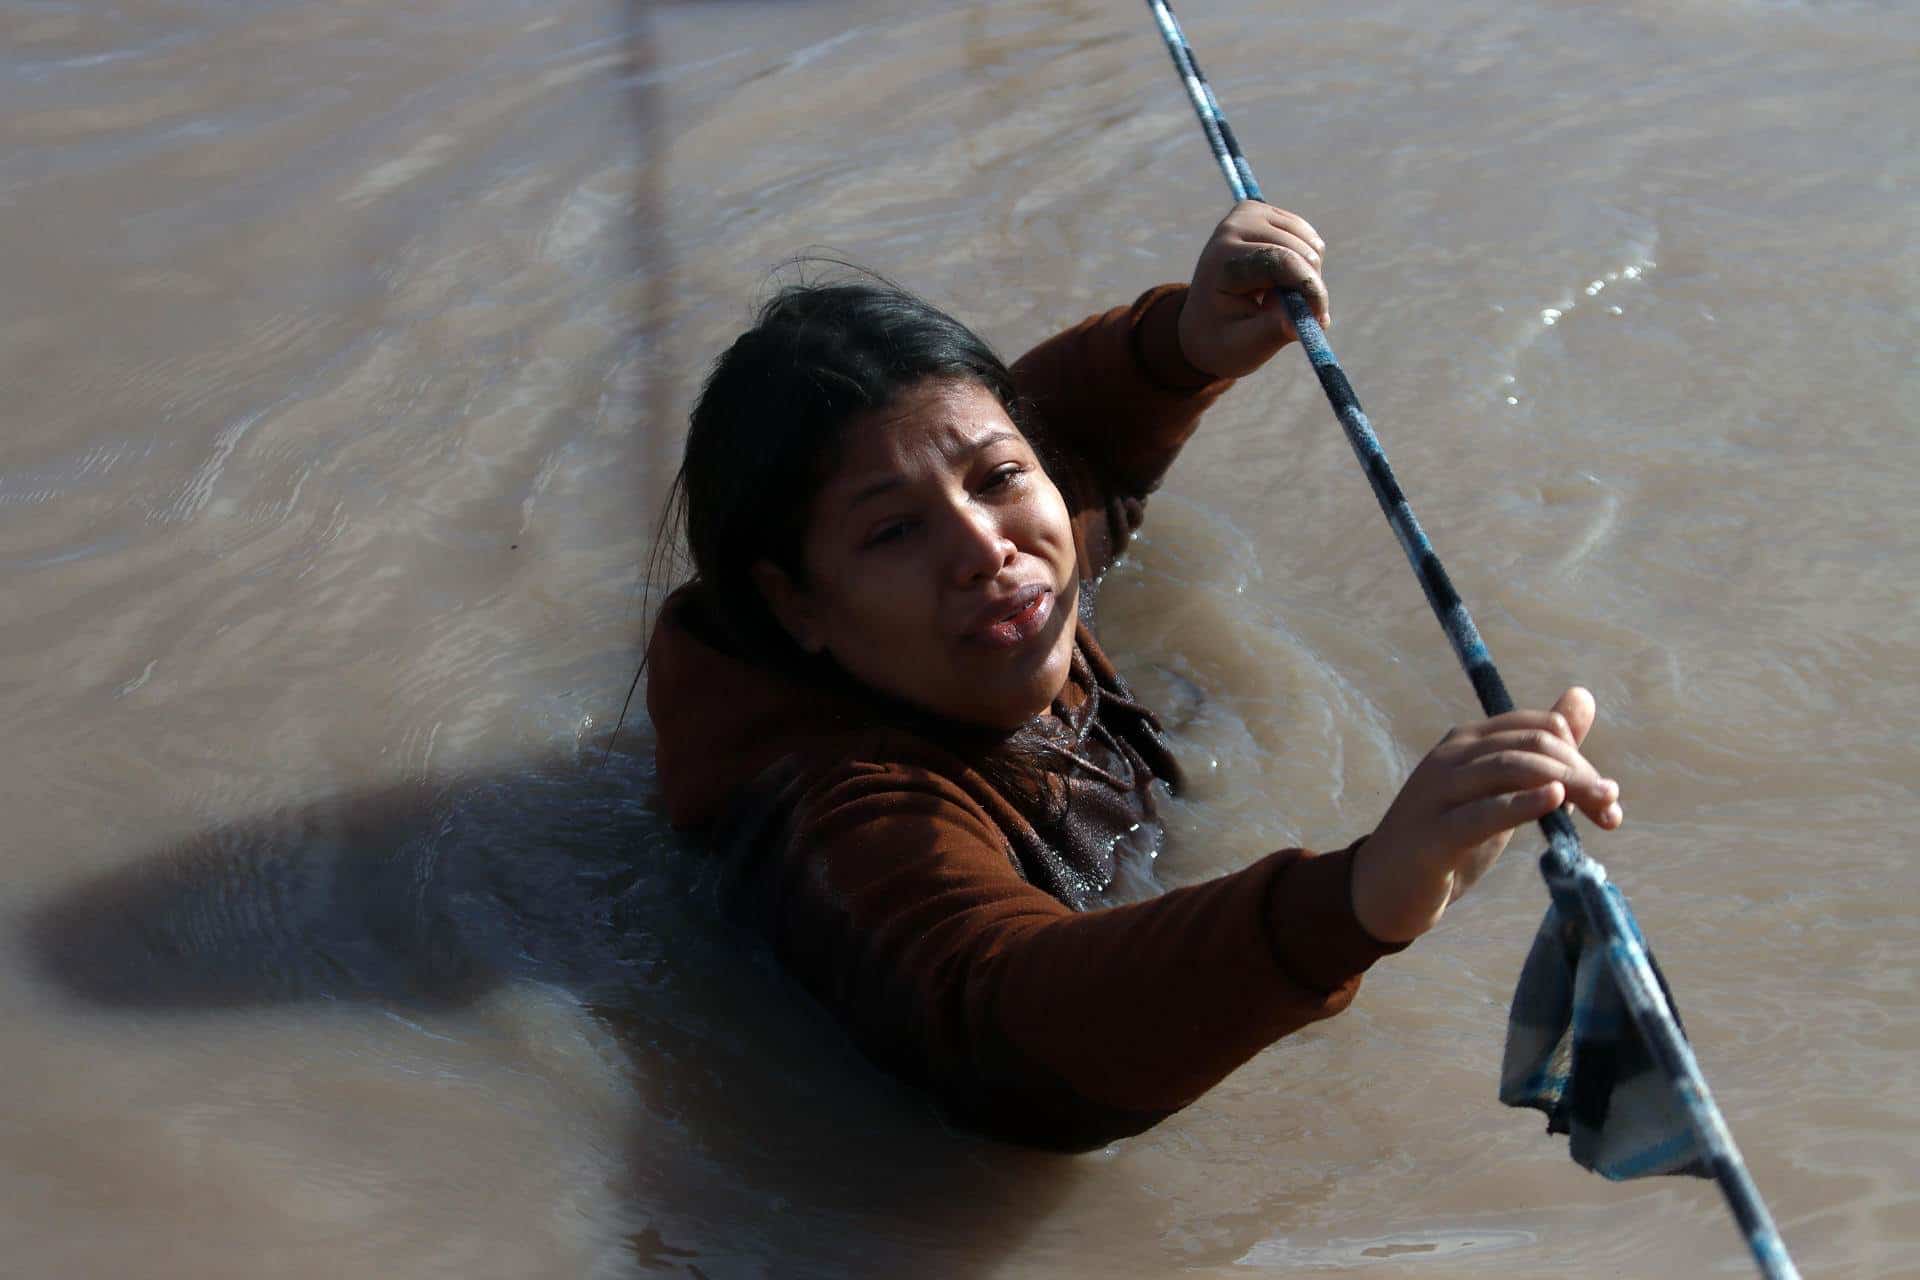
[1604,802,1624,827]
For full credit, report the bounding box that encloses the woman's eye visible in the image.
[982,463,1025,493]
[864,519,915,548]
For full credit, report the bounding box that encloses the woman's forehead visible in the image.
[826,381,1025,493]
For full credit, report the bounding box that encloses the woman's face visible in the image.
[754,378,1080,730]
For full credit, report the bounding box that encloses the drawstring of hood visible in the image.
[1035,646,1164,796]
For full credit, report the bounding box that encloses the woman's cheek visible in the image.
[869,552,943,645]
[1013,479,1075,571]
[1055,521,1077,577]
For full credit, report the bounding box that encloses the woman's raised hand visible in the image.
[1350,687,1625,944]
[1176,199,1331,380]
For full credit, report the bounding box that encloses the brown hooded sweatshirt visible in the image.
[647,284,1404,1150]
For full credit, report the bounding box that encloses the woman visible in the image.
[645,201,1622,1149]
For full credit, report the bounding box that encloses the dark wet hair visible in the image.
[665,271,1024,669]
[605,267,1056,766]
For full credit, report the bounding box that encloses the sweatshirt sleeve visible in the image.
[1011,284,1236,582]
[745,753,1405,1150]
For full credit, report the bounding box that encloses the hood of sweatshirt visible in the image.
[644,584,874,830]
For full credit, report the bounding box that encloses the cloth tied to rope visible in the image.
[1500,858,1707,1180]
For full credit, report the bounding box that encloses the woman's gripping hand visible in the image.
[1176,199,1331,379]
[1351,687,1625,945]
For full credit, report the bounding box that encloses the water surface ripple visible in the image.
[3,0,1915,1275]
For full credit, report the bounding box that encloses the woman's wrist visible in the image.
[1134,285,1229,392]
[1348,829,1446,945]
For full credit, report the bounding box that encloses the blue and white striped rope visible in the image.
[1142,2,1797,1276]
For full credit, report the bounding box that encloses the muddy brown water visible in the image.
[3,1,1915,1276]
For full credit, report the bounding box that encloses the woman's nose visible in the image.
[946,505,1016,585]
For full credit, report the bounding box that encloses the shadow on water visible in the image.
[28,750,1086,1276]
[31,2,1088,1273]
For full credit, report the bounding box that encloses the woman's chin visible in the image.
[864,590,1078,729]
[964,576,1079,727]
[985,631,1078,727]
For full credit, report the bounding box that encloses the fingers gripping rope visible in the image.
[1142,2,1797,1276]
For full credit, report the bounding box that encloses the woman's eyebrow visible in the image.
[844,475,906,510]
[842,430,1023,512]
[950,428,1019,461]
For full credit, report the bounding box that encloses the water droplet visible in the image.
[1607,305,1623,315]
[1506,396,1520,405]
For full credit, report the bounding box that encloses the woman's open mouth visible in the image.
[963,583,1054,649]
